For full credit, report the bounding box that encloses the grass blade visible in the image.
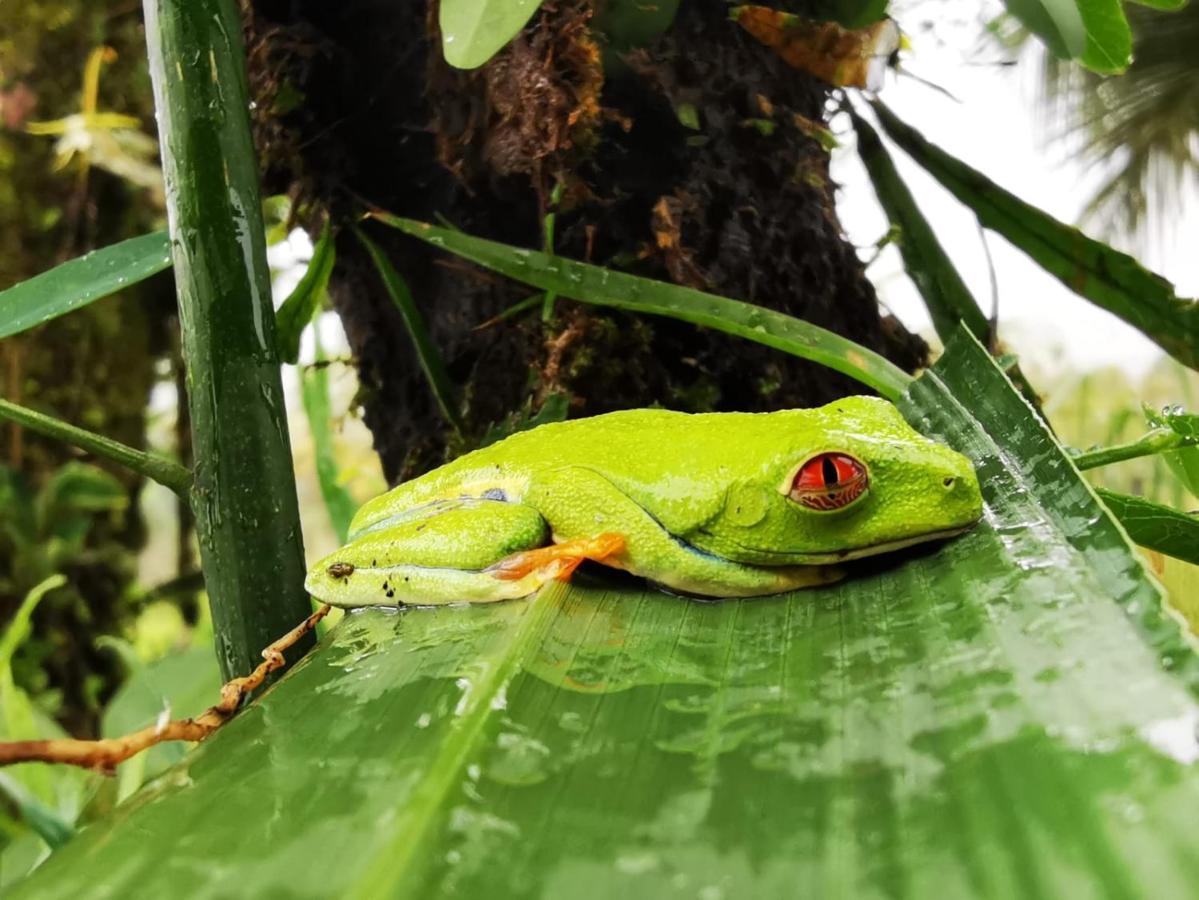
[372,214,914,401]
[870,101,1199,370]
[0,231,171,341]
[12,330,1199,899]
[355,227,464,435]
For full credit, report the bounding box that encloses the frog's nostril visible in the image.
[327,562,355,579]
[943,477,956,489]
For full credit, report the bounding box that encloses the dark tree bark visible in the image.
[248,0,926,483]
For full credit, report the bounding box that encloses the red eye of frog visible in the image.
[789,453,869,511]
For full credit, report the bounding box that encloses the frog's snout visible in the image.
[326,561,355,579]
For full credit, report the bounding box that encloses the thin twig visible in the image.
[0,605,331,773]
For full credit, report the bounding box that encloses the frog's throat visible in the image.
[713,522,978,566]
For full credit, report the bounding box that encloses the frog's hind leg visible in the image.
[306,499,559,607]
[487,533,626,583]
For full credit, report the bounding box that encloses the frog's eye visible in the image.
[789,453,869,511]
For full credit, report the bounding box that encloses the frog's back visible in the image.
[348,400,899,536]
[426,405,849,497]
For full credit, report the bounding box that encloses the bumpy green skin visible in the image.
[305,397,982,606]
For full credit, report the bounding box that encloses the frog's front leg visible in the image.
[305,498,619,608]
[526,468,844,597]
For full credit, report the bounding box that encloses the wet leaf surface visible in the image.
[0,231,170,341]
[12,331,1199,898]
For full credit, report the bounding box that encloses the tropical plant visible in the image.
[1036,1,1199,244]
[0,0,1196,895]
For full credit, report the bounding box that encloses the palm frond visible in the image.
[1038,5,1199,246]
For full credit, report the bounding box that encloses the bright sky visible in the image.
[831,2,1198,379]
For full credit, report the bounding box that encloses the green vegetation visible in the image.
[0,0,1196,894]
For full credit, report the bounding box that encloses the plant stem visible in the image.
[0,398,192,497]
[143,0,312,679]
[1073,429,1186,470]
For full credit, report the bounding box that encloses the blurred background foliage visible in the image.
[0,0,1196,886]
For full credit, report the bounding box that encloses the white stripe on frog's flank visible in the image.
[716,523,978,566]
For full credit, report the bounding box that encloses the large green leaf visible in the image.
[440,0,544,69]
[1004,0,1087,58]
[870,102,1199,371]
[0,231,171,341]
[1004,0,1134,72]
[12,330,1199,898]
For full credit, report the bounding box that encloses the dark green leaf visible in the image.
[12,329,1199,899]
[821,0,890,27]
[1098,488,1199,565]
[595,0,680,57]
[0,232,171,341]
[275,222,335,365]
[355,228,464,435]
[851,108,990,344]
[870,101,1199,371]
[374,214,914,401]
[440,0,545,69]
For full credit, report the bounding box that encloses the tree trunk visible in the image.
[248,0,927,483]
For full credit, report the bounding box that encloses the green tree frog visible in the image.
[306,396,982,606]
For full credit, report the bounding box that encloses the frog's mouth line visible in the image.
[697,523,977,566]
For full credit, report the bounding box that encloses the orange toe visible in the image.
[488,533,626,583]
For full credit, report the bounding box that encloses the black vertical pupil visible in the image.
[821,455,839,486]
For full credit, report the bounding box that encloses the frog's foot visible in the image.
[487,533,626,584]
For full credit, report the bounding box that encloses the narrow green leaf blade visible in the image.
[440,0,545,69]
[355,228,464,435]
[1098,488,1199,565]
[275,222,335,365]
[12,330,1199,899]
[0,232,171,341]
[851,108,990,344]
[373,215,914,401]
[0,398,192,497]
[300,325,357,543]
[871,101,1199,370]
